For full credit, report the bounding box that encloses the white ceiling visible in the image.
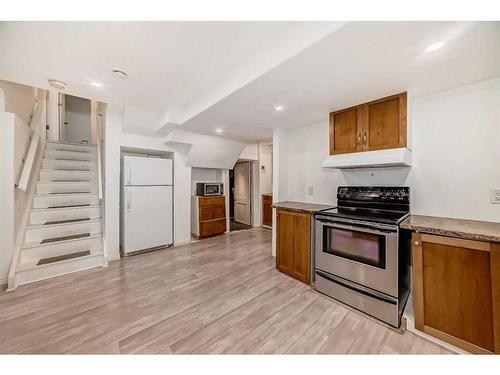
[1,21,499,142]
[183,21,500,141]
[0,21,342,132]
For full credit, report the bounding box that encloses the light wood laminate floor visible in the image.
[0,228,451,354]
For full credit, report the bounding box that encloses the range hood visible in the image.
[323,148,412,169]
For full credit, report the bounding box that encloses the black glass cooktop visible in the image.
[319,206,409,225]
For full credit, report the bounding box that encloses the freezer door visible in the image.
[123,185,173,254]
[123,156,173,185]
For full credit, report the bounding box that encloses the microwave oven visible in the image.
[196,182,224,196]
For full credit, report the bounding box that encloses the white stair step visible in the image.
[46,141,97,152]
[29,205,102,225]
[16,251,104,286]
[33,193,100,209]
[20,235,103,263]
[42,158,96,171]
[36,181,97,194]
[39,169,97,182]
[23,219,102,243]
[45,149,97,161]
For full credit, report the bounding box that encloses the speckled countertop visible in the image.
[272,201,335,213]
[400,215,500,243]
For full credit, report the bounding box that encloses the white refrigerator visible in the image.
[121,155,173,255]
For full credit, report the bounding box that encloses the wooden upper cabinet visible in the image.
[329,106,362,155]
[329,92,407,155]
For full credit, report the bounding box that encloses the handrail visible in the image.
[17,97,43,191]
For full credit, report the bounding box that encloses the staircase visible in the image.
[14,140,105,286]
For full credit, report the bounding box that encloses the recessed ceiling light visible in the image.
[214,128,224,134]
[48,79,67,90]
[91,81,103,88]
[275,106,284,111]
[111,68,129,79]
[425,41,445,52]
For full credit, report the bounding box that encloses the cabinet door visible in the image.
[293,213,311,283]
[362,92,407,151]
[329,106,362,155]
[262,195,272,227]
[276,210,295,275]
[413,233,498,354]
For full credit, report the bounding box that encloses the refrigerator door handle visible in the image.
[127,189,131,211]
[127,162,132,185]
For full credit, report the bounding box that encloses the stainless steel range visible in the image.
[314,186,411,327]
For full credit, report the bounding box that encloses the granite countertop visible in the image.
[272,201,335,213]
[400,215,500,243]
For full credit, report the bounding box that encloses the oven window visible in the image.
[205,185,219,195]
[323,227,386,268]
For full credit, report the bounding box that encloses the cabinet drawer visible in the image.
[199,196,226,207]
[200,219,226,238]
[200,205,226,221]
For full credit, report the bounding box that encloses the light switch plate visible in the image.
[490,189,500,204]
[307,186,314,195]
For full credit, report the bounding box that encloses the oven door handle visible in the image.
[318,221,393,236]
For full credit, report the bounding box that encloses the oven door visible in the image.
[315,216,398,297]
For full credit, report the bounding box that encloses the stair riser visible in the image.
[45,149,97,161]
[29,206,102,225]
[42,159,96,171]
[16,254,104,286]
[24,221,101,243]
[21,238,103,263]
[39,169,97,182]
[46,142,97,152]
[33,195,100,209]
[36,182,97,194]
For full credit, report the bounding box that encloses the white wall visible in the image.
[259,143,273,194]
[0,79,36,125]
[274,76,500,223]
[0,110,15,285]
[64,95,91,144]
[191,168,223,196]
[104,105,192,261]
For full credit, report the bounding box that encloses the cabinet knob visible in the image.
[414,241,420,246]
[357,133,362,145]
[363,132,367,145]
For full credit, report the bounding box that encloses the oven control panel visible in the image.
[337,186,409,203]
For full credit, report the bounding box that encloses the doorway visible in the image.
[59,94,92,144]
[229,161,252,231]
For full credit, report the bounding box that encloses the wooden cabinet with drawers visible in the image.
[329,92,407,155]
[276,208,311,284]
[412,233,500,354]
[191,196,227,239]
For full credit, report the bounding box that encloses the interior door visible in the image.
[58,93,65,142]
[234,161,251,225]
[123,185,173,253]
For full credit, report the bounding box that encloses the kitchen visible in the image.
[272,80,500,354]
[0,19,499,360]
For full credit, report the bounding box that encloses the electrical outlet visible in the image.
[491,189,500,204]
[307,186,314,196]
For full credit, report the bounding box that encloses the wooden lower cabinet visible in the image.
[276,209,311,284]
[191,196,226,239]
[262,194,272,227]
[412,233,500,354]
